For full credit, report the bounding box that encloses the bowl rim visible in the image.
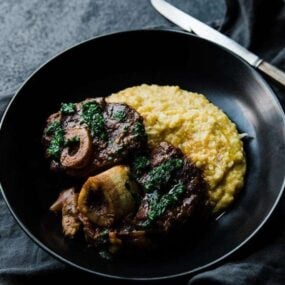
[1,28,285,281]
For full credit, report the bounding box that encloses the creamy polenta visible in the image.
[107,85,246,212]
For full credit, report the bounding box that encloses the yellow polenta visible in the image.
[107,85,246,212]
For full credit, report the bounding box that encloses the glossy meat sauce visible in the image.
[45,99,210,255]
[43,98,146,177]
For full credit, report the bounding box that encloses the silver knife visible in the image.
[151,0,285,87]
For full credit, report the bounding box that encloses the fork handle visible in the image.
[257,60,285,87]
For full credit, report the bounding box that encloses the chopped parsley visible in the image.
[123,125,129,133]
[81,101,108,141]
[132,155,150,176]
[143,181,185,226]
[142,158,183,192]
[45,121,64,159]
[60,102,76,115]
[144,191,160,224]
[133,122,145,138]
[45,121,60,135]
[64,136,80,147]
[112,110,126,122]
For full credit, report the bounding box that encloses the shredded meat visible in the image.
[50,188,80,238]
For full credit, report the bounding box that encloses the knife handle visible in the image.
[257,61,285,87]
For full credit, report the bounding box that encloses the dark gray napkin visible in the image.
[0,1,284,285]
[220,0,285,108]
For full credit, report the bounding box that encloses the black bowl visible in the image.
[1,30,285,281]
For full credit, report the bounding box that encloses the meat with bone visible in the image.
[42,98,147,177]
[49,188,80,238]
[50,142,210,253]
[133,142,209,233]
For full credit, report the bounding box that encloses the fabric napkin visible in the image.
[0,0,284,284]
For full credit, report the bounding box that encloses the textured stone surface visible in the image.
[0,0,224,97]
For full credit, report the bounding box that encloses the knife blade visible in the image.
[151,0,285,87]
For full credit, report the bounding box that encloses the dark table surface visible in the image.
[1,1,285,284]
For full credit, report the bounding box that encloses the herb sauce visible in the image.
[82,102,108,141]
[112,110,126,122]
[143,158,183,192]
[60,102,76,115]
[133,122,145,138]
[144,181,185,226]
[64,136,80,147]
[132,155,150,176]
[45,121,64,159]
